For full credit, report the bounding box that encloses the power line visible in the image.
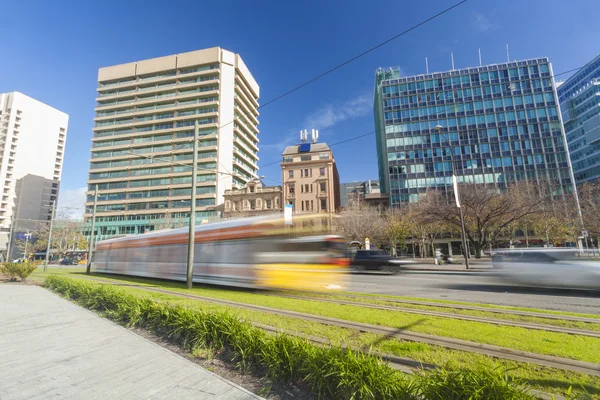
[89,1,467,181]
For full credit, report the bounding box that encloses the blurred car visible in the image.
[350,249,414,274]
[58,258,78,266]
[12,258,25,263]
[492,249,600,290]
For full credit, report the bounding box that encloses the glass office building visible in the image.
[557,54,600,184]
[374,58,577,206]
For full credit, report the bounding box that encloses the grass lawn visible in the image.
[50,271,600,365]
[54,279,599,398]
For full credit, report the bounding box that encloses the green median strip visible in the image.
[65,272,600,365]
[45,275,549,400]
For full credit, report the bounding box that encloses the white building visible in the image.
[85,47,259,240]
[0,92,68,259]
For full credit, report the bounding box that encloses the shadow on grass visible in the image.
[364,319,427,350]
[525,378,599,397]
[437,283,600,299]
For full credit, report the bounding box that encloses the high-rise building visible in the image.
[557,54,600,184]
[281,131,340,214]
[0,92,68,260]
[374,58,577,206]
[85,47,259,240]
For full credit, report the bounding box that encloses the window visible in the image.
[288,170,294,178]
[266,200,272,209]
[249,185,255,193]
[320,199,327,211]
[320,182,326,192]
[250,200,256,210]
[289,186,295,194]
[319,167,325,176]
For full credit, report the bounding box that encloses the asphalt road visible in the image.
[348,270,600,314]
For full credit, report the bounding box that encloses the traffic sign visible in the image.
[582,230,589,238]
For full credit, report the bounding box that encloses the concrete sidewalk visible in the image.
[0,284,263,400]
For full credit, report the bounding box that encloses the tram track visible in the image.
[263,293,600,338]
[77,275,600,377]
[305,291,600,324]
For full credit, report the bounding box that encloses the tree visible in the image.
[381,208,410,256]
[420,182,543,258]
[333,199,384,247]
[578,180,600,247]
[26,213,89,259]
[154,212,188,230]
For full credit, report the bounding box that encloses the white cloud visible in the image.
[473,12,498,33]
[57,186,87,220]
[304,93,371,131]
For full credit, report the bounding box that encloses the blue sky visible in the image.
[1,0,599,217]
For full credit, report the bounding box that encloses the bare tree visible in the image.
[333,199,384,247]
[579,180,600,247]
[381,208,410,256]
[154,212,188,230]
[420,182,543,258]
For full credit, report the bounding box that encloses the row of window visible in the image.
[98,64,219,88]
[390,169,572,192]
[287,167,326,179]
[387,141,563,162]
[558,58,600,101]
[385,107,558,125]
[88,198,216,213]
[88,174,217,191]
[288,182,327,194]
[97,86,219,108]
[95,111,218,128]
[384,82,554,106]
[385,93,555,113]
[87,210,217,223]
[88,186,216,202]
[385,118,562,136]
[383,64,550,94]
[98,75,219,97]
[89,160,217,179]
[388,152,568,174]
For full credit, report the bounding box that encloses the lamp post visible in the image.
[435,125,470,269]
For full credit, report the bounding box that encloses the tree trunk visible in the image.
[473,242,483,259]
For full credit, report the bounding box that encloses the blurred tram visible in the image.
[92,214,348,291]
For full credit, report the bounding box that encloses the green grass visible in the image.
[60,272,600,365]
[278,292,600,333]
[44,275,543,400]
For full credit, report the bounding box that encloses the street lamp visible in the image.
[434,124,470,269]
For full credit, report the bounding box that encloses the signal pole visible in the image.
[186,121,199,289]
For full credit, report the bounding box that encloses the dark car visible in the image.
[350,250,410,274]
[58,259,78,266]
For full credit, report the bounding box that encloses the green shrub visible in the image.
[43,276,538,400]
[0,262,38,281]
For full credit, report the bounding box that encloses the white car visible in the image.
[492,249,600,290]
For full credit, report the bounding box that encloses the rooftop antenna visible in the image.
[425,57,429,74]
[506,44,510,63]
[312,129,319,143]
[478,48,482,66]
[300,129,308,143]
[451,53,455,70]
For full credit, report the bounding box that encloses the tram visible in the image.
[92,214,348,291]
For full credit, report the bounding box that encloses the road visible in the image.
[348,270,600,314]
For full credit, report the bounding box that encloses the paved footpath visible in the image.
[0,284,263,400]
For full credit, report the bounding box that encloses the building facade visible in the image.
[85,47,259,240]
[374,58,577,206]
[0,92,68,260]
[340,180,380,207]
[222,179,282,218]
[281,142,340,214]
[557,54,600,184]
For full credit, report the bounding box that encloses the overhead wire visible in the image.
[89,0,469,184]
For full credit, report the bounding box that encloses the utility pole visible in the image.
[186,121,199,289]
[86,185,98,275]
[23,230,31,260]
[435,125,470,269]
[7,213,15,262]
[44,201,56,272]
